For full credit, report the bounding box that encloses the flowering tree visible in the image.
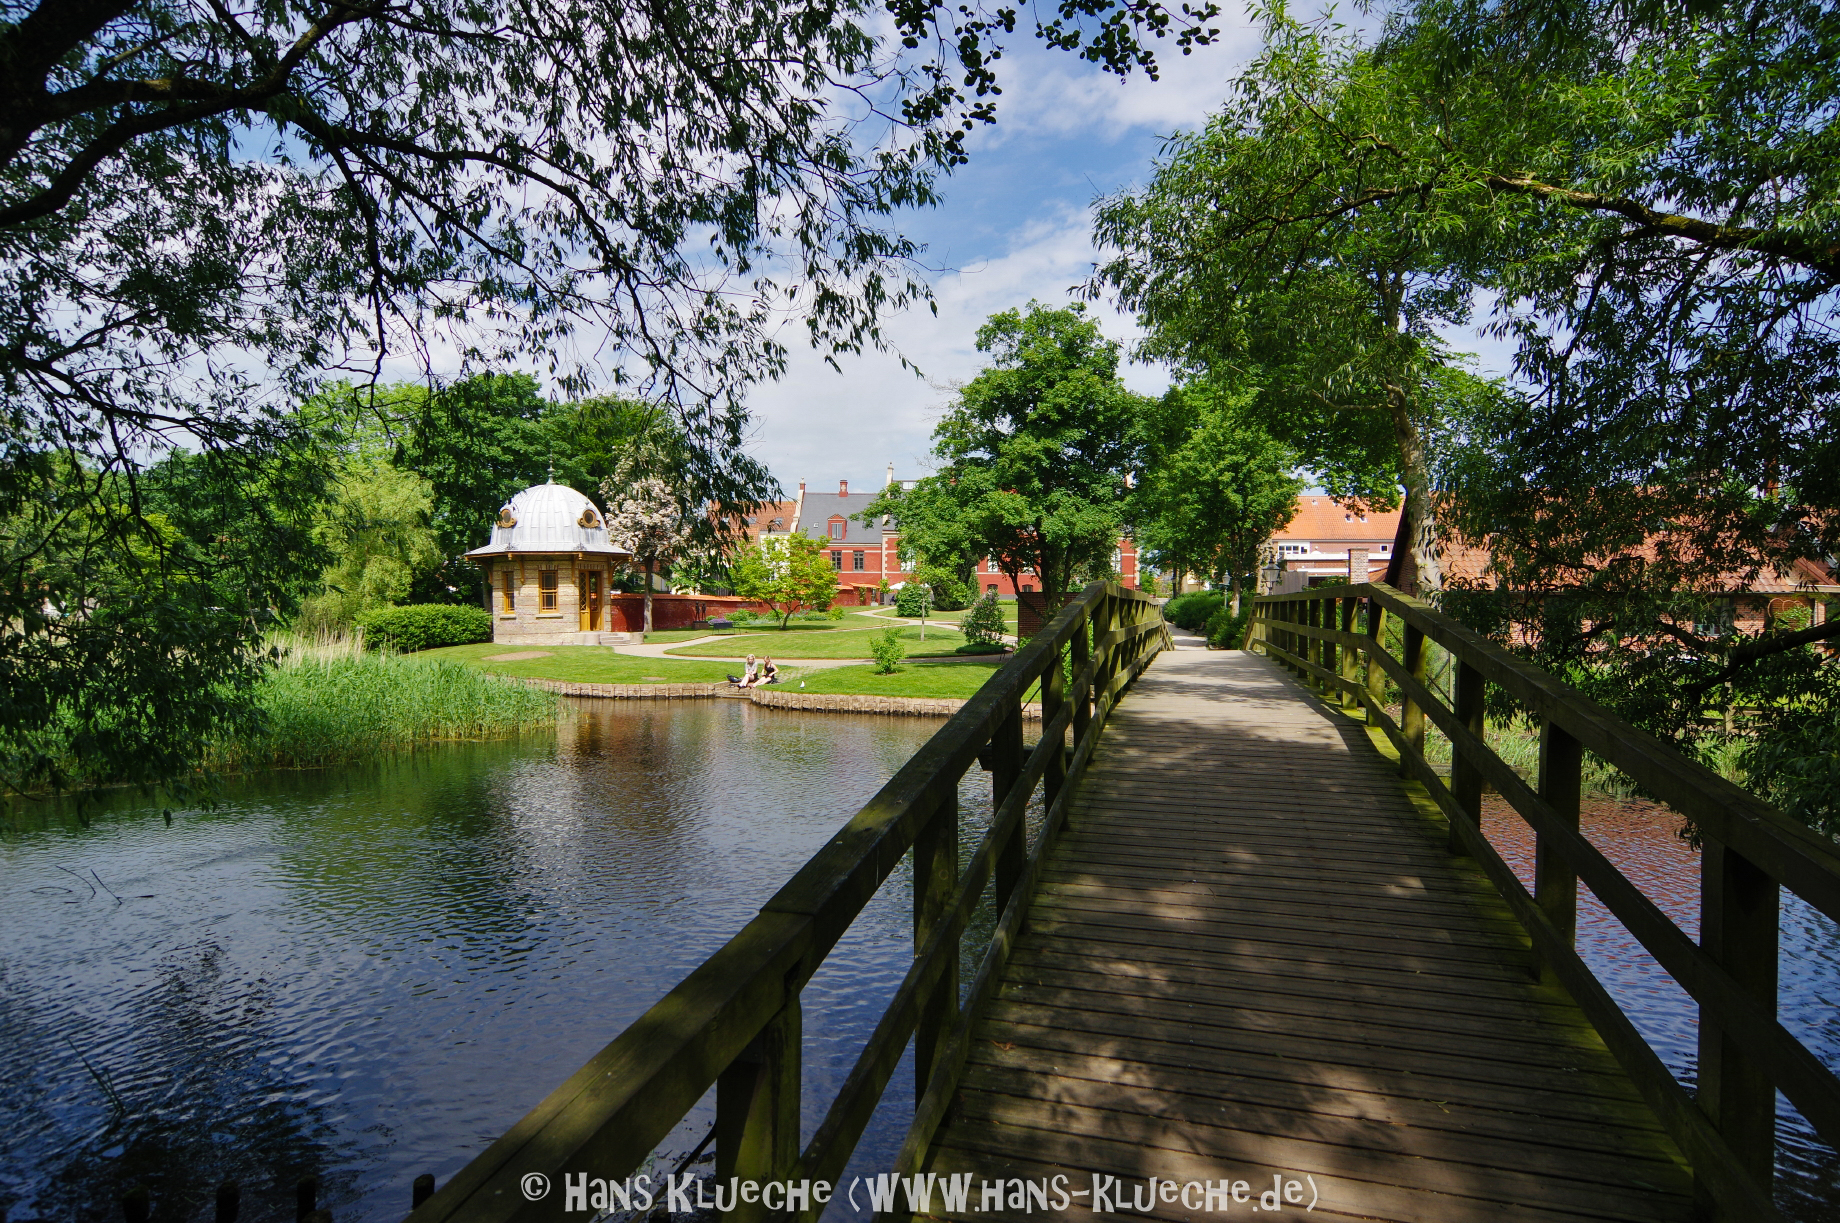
[728,534,839,629]
[602,475,694,634]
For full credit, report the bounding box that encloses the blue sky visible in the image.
[742,22,1266,490]
[741,12,1520,495]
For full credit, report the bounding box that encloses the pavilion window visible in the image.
[831,550,843,571]
[501,577,516,612]
[852,550,865,571]
[539,569,559,611]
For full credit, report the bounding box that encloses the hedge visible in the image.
[356,603,494,652]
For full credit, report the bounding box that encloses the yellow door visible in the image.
[579,570,602,631]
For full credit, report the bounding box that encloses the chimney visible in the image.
[1348,547,1370,584]
[886,462,895,488]
[839,479,849,496]
[798,479,806,494]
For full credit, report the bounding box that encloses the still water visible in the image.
[5,702,1837,1221]
[1,700,985,1223]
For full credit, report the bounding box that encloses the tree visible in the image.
[1,0,1217,796]
[602,476,696,634]
[1135,383,1303,613]
[389,374,549,600]
[727,534,839,628]
[1090,14,1486,592]
[296,458,444,630]
[862,302,1150,626]
[1120,0,1840,828]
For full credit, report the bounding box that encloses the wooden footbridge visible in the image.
[413,583,1840,1223]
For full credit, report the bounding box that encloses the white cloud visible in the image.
[970,19,1260,150]
[742,202,1171,487]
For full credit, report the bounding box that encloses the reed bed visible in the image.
[210,633,556,771]
[1418,717,1748,798]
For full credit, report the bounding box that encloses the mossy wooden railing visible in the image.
[411,582,1169,1223]
[1250,583,1840,1223]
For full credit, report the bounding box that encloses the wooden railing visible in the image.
[1250,583,1840,1223]
[411,582,1170,1223]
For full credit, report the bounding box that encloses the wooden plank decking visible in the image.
[920,635,1693,1222]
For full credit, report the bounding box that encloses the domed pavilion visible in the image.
[465,478,632,645]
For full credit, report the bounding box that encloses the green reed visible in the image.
[210,637,556,770]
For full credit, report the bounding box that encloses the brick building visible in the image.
[739,468,1141,606]
[1245,495,1835,633]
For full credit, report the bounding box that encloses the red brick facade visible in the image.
[738,477,1140,608]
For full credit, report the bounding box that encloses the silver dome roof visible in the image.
[464,479,631,559]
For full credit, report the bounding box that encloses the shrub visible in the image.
[961,591,1006,645]
[1205,605,1252,650]
[827,605,846,620]
[869,626,906,674]
[355,603,493,652]
[1164,590,1224,633]
[1137,572,1161,599]
[728,609,756,625]
[895,583,933,617]
[915,564,972,611]
[955,641,1006,655]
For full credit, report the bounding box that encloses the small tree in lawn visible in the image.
[602,475,695,634]
[728,533,839,628]
[961,591,1006,646]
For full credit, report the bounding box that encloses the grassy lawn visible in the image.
[416,643,739,683]
[863,604,1021,633]
[795,659,1006,698]
[640,620,851,644]
[409,641,1016,698]
[665,623,971,659]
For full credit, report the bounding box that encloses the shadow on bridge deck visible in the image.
[918,632,1693,1223]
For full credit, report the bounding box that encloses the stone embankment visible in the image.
[518,677,1039,719]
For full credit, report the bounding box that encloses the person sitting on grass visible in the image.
[757,657,779,686]
[729,654,759,688]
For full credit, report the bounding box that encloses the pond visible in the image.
[1,700,992,1223]
[4,702,1836,1222]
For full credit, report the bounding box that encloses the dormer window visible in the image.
[828,517,846,540]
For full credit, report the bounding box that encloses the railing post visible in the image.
[1364,599,1385,725]
[1533,720,1582,979]
[1041,641,1068,811]
[990,699,1027,915]
[1070,606,1092,748]
[1284,601,1299,675]
[1339,598,1359,711]
[1309,597,1325,689]
[1399,624,1427,772]
[1448,662,1486,855]
[715,994,801,1223]
[1696,841,1780,1213]
[1092,594,1116,717]
[913,794,958,1097]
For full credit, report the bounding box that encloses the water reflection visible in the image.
[1482,797,1840,1221]
[1,700,992,1223]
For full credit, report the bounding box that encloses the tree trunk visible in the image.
[1229,573,1242,617]
[643,558,655,635]
[1384,382,1439,597]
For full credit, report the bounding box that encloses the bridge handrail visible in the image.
[412,582,1170,1223]
[1250,583,1840,1223]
